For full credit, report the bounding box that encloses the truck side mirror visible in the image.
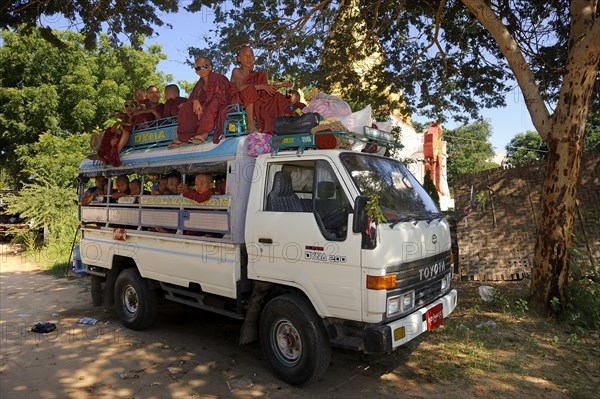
[352,195,369,233]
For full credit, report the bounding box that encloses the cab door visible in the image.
[246,158,362,320]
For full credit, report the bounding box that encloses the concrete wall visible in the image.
[454,152,600,281]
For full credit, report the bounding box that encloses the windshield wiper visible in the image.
[425,213,445,224]
[388,213,445,228]
[388,217,419,228]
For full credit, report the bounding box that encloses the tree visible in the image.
[0,28,171,185]
[423,169,440,207]
[444,121,497,187]
[6,132,90,246]
[187,0,599,316]
[505,131,548,166]
[1,0,179,49]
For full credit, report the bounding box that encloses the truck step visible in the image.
[160,283,244,320]
[331,335,364,351]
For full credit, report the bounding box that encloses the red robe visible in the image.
[156,96,187,118]
[96,116,136,167]
[183,190,212,203]
[135,99,159,124]
[231,71,290,134]
[177,72,230,143]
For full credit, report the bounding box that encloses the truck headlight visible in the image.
[441,272,452,292]
[387,296,401,316]
[387,290,415,316]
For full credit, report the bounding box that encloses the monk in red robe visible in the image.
[229,46,292,136]
[134,85,162,124]
[170,57,230,148]
[178,174,215,203]
[91,99,137,166]
[155,84,187,118]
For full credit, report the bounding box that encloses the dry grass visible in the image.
[405,280,600,398]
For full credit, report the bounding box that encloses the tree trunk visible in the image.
[527,2,600,315]
[530,132,583,315]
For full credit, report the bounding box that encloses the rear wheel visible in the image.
[114,268,158,330]
[259,294,331,385]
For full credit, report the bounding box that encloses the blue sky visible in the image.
[41,7,536,152]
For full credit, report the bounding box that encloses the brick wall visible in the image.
[454,152,600,281]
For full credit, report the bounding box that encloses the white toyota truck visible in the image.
[78,118,457,385]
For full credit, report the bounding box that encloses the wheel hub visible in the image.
[273,319,302,364]
[123,285,138,314]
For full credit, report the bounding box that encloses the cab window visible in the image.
[264,160,350,240]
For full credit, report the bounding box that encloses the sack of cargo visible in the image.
[273,113,321,135]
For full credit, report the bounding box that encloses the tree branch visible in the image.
[461,0,551,140]
[553,2,600,134]
[403,0,448,76]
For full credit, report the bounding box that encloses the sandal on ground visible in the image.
[189,136,206,145]
[167,140,184,149]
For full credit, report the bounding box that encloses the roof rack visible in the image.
[270,126,398,154]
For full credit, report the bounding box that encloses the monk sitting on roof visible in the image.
[169,57,230,149]
[134,85,162,124]
[156,84,187,118]
[228,46,292,138]
[89,99,137,167]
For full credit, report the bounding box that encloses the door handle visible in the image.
[258,238,273,244]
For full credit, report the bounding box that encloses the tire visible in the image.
[114,268,158,330]
[259,294,331,385]
[90,275,104,307]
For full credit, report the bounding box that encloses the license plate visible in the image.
[426,303,444,331]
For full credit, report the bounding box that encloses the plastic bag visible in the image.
[337,104,372,135]
[246,132,273,157]
[303,93,352,119]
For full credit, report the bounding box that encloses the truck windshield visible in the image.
[340,153,441,222]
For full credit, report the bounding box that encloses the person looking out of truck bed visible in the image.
[110,175,131,202]
[165,175,182,195]
[178,174,214,203]
[129,179,150,201]
[81,176,108,206]
[151,176,168,195]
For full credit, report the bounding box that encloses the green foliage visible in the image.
[0,28,171,184]
[5,132,90,246]
[584,109,600,152]
[566,248,600,328]
[505,131,548,166]
[1,1,179,49]
[444,120,497,187]
[365,194,387,225]
[423,169,440,207]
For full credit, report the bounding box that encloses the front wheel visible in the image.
[259,294,331,385]
[114,268,158,330]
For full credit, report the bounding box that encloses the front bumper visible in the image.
[363,289,458,354]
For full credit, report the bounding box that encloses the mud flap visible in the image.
[239,281,272,345]
[102,268,119,312]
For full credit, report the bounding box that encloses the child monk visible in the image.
[178,174,214,203]
[170,57,230,148]
[227,46,292,140]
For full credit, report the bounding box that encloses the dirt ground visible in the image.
[1,243,599,399]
